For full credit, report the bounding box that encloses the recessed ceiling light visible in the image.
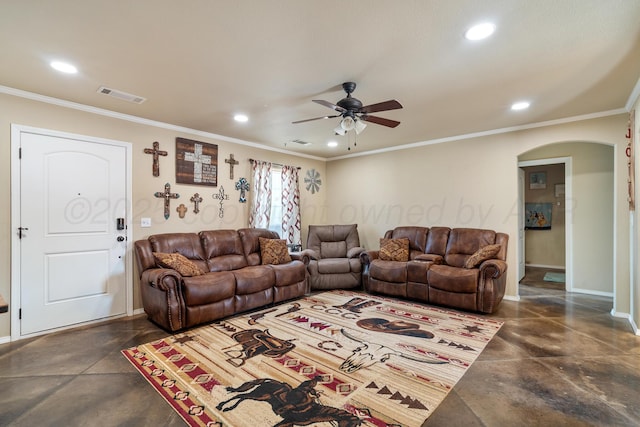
[50,61,78,74]
[234,113,249,122]
[327,141,338,148]
[465,23,496,41]
[511,101,531,111]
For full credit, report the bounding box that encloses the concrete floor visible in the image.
[0,267,638,426]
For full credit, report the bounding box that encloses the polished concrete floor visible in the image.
[0,267,638,426]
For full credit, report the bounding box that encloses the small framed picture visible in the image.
[529,172,546,189]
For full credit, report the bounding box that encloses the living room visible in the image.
[1,1,640,425]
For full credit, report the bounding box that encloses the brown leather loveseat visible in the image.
[134,228,308,331]
[361,226,508,314]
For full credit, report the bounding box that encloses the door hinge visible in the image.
[19,147,22,159]
[19,308,22,319]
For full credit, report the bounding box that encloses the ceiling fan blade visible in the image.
[358,100,403,114]
[360,115,401,128]
[313,99,347,113]
[292,114,340,124]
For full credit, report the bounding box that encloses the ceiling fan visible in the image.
[292,82,402,136]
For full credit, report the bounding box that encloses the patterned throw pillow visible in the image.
[153,252,205,277]
[379,238,410,262]
[259,237,292,265]
[463,244,501,269]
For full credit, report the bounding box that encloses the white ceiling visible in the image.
[2,0,640,159]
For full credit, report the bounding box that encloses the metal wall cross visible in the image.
[154,183,180,219]
[190,193,203,214]
[235,177,250,203]
[143,141,168,177]
[225,153,239,179]
[213,186,229,218]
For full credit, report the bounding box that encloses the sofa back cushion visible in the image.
[384,226,428,260]
[199,230,248,272]
[238,228,281,266]
[148,233,209,272]
[307,224,360,259]
[444,228,497,268]
[425,227,451,255]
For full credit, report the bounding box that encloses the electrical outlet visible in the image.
[141,217,151,228]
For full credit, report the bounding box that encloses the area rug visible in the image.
[543,272,566,283]
[122,290,503,426]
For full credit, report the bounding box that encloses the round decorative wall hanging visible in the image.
[304,169,322,194]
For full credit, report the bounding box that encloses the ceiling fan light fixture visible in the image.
[354,119,367,134]
[334,125,347,135]
[340,116,356,131]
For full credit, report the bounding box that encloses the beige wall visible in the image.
[520,143,615,294]
[326,114,630,312]
[0,93,327,337]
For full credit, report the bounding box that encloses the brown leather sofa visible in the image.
[361,226,508,314]
[298,224,365,290]
[134,228,308,331]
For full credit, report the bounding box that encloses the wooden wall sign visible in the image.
[176,137,218,186]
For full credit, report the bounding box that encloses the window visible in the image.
[268,167,283,235]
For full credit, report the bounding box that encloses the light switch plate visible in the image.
[141,217,151,228]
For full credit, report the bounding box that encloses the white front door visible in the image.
[13,126,131,337]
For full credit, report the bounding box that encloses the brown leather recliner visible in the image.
[300,224,365,290]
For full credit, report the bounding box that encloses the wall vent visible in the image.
[97,86,146,104]
[292,139,311,146]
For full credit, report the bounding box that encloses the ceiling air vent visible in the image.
[292,139,311,146]
[97,86,146,104]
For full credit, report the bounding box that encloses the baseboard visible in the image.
[133,308,145,316]
[610,309,638,335]
[0,335,10,345]
[570,288,614,298]
[502,295,520,302]
[525,263,565,270]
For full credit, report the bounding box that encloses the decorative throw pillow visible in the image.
[379,238,410,262]
[463,244,501,269]
[153,252,205,277]
[259,237,292,265]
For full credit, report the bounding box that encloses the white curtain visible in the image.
[249,160,272,229]
[281,165,302,245]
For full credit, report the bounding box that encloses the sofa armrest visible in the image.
[414,253,443,264]
[360,250,379,267]
[289,251,311,265]
[347,246,365,259]
[479,259,508,278]
[140,268,185,331]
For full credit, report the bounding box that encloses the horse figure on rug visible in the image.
[216,376,362,427]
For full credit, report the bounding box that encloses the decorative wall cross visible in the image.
[184,143,213,183]
[225,153,239,179]
[176,203,187,219]
[143,141,168,177]
[190,193,203,214]
[213,186,229,218]
[235,177,250,203]
[154,183,180,219]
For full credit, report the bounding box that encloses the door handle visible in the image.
[117,236,126,242]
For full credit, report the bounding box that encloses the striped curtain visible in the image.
[281,165,301,245]
[248,160,272,229]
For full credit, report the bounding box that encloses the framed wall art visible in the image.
[529,172,546,189]
[525,202,552,230]
[176,137,218,186]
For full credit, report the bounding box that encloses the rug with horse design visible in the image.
[122,290,503,426]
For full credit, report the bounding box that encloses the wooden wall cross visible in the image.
[190,193,203,214]
[154,183,180,219]
[225,153,239,179]
[176,203,187,219]
[143,141,168,177]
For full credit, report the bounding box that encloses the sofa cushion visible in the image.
[153,252,205,277]
[182,271,236,305]
[233,265,275,295]
[238,228,281,266]
[320,241,347,258]
[199,230,248,271]
[379,238,410,262]
[268,260,307,286]
[316,258,352,274]
[427,264,478,293]
[444,228,497,268]
[370,259,407,283]
[464,244,501,268]
[259,237,292,265]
